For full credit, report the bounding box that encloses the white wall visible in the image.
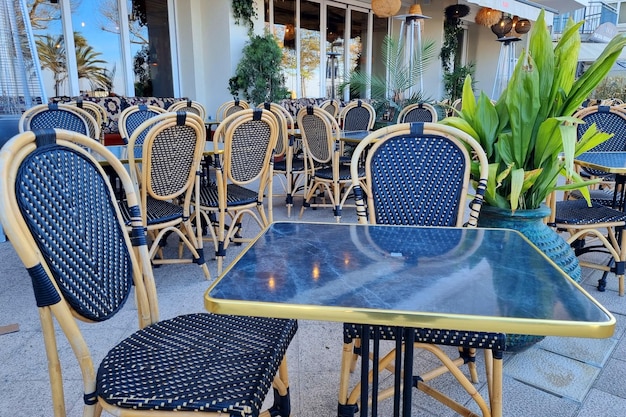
[174,0,252,118]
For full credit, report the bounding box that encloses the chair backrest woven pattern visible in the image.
[298,109,332,163]
[343,106,371,131]
[147,123,199,198]
[400,106,435,123]
[124,108,162,145]
[368,134,467,226]
[29,109,89,136]
[578,110,626,151]
[16,145,133,321]
[229,118,273,183]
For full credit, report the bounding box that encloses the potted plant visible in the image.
[228,33,290,105]
[441,10,626,350]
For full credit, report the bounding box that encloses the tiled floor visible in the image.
[1,190,625,417]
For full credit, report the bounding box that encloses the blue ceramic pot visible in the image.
[477,204,582,352]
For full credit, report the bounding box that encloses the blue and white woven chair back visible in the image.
[0,129,141,322]
[22,103,90,137]
[223,109,279,185]
[297,106,336,164]
[351,123,488,228]
[372,135,467,226]
[120,104,166,148]
[575,105,626,177]
[398,103,438,123]
[341,100,374,131]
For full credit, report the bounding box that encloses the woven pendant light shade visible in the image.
[372,0,401,18]
[409,4,423,15]
[475,7,502,27]
[515,18,532,34]
[491,16,513,38]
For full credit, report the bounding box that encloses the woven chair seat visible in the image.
[314,165,363,181]
[554,200,626,225]
[98,313,297,414]
[118,197,183,225]
[274,157,305,173]
[568,188,617,207]
[199,184,259,207]
[343,324,506,350]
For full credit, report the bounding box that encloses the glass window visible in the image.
[28,0,64,97]
[300,0,321,98]
[128,0,173,97]
[73,0,124,96]
[272,0,297,98]
[326,5,345,99]
[619,2,626,24]
[347,9,369,99]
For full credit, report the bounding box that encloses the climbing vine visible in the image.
[232,0,256,34]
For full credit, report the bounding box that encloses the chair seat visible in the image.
[568,188,617,207]
[314,165,364,181]
[274,157,305,173]
[118,197,183,225]
[98,313,298,414]
[344,323,506,350]
[554,200,626,225]
[199,183,259,207]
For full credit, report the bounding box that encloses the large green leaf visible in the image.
[505,51,540,168]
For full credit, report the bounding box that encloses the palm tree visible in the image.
[35,32,110,95]
[35,34,66,96]
[339,35,436,121]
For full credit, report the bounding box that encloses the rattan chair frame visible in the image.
[396,102,439,123]
[297,106,365,222]
[548,194,626,296]
[198,108,279,273]
[341,122,495,416]
[319,98,341,119]
[19,103,94,139]
[568,105,626,202]
[216,99,250,122]
[167,99,207,121]
[338,100,376,131]
[66,99,107,126]
[118,103,167,145]
[127,111,210,279]
[259,102,310,217]
[0,129,296,417]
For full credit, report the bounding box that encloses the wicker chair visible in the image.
[298,105,366,222]
[568,105,626,206]
[197,108,279,274]
[319,98,341,119]
[167,99,207,121]
[216,99,250,122]
[66,99,107,138]
[396,102,438,123]
[259,102,309,217]
[125,111,211,279]
[338,99,376,131]
[0,128,297,417]
[19,103,95,139]
[118,103,167,148]
[340,122,495,417]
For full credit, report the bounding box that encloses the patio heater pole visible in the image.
[395,5,430,98]
[492,37,521,100]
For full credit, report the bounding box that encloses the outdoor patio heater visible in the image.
[0,0,45,139]
[491,15,531,99]
[0,0,45,242]
[395,4,430,97]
